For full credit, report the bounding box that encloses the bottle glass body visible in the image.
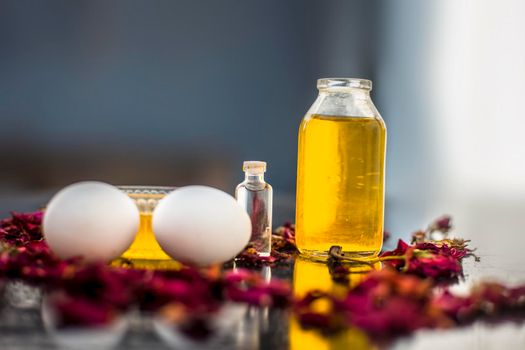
[295,78,386,259]
[236,174,273,256]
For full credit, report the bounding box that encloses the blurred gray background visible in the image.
[1,0,524,251]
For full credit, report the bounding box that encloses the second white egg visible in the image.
[152,186,251,266]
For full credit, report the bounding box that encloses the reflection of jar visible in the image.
[296,78,387,260]
[290,257,378,350]
[42,294,129,349]
[292,257,378,301]
[116,186,179,268]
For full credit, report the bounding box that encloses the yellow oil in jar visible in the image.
[296,115,386,258]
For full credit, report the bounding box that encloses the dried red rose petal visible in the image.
[138,268,222,313]
[295,269,453,337]
[3,209,525,343]
[235,246,277,267]
[431,290,476,322]
[224,269,291,308]
[379,239,471,281]
[0,211,44,246]
[49,293,118,328]
[236,224,298,266]
[431,215,453,233]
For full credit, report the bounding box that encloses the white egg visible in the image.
[43,181,139,262]
[152,185,251,266]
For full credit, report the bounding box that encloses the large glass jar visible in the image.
[295,78,387,259]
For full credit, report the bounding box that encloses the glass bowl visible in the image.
[115,186,179,268]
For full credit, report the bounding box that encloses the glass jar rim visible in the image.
[317,78,372,91]
[117,185,176,198]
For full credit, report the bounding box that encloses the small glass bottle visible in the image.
[296,78,387,259]
[235,161,273,257]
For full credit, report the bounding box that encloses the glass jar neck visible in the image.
[245,173,265,183]
[308,85,377,118]
[318,87,370,99]
[316,78,372,102]
[317,78,371,90]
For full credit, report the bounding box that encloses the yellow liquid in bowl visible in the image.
[121,214,172,261]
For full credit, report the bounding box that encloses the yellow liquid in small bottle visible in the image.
[296,115,386,258]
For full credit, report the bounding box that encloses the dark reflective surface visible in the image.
[1,253,525,349]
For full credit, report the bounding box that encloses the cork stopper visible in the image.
[243,161,267,175]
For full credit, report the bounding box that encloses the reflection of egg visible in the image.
[42,294,129,350]
[154,303,247,347]
[43,181,139,262]
[152,186,251,266]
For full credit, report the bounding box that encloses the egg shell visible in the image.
[43,181,139,262]
[152,185,251,266]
